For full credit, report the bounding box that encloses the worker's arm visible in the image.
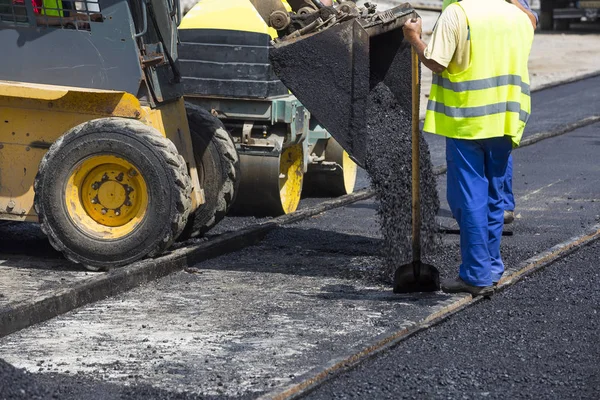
[402,18,447,74]
[509,0,537,29]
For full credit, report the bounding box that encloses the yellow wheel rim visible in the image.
[341,150,357,195]
[65,155,149,239]
[279,144,304,214]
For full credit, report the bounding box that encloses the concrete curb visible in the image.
[260,224,600,400]
[0,189,375,338]
[520,115,600,147]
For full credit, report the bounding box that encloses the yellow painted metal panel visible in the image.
[0,80,131,100]
[0,85,144,221]
[180,0,271,34]
[0,144,44,222]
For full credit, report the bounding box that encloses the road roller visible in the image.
[178,0,358,216]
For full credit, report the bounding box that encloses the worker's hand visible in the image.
[402,18,422,44]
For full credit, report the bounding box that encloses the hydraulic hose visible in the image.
[310,0,325,9]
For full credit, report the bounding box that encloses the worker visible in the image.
[402,0,534,296]
[503,1,538,225]
[440,1,537,228]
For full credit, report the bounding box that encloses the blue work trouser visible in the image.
[446,136,513,286]
[503,155,515,211]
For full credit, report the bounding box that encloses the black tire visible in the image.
[303,138,357,197]
[554,19,570,31]
[540,9,554,31]
[34,118,192,269]
[178,103,240,239]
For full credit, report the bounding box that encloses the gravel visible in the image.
[305,240,600,400]
[271,28,441,283]
[0,358,217,400]
[365,79,440,282]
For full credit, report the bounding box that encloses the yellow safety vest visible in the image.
[423,0,534,146]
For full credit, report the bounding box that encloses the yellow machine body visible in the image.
[179,0,357,216]
[180,0,291,39]
[0,80,203,223]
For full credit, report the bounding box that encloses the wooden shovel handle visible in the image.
[411,46,422,262]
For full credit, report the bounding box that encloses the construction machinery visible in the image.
[0,0,240,268]
[269,1,419,167]
[178,0,358,216]
[0,0,418,268]
[539,0,600,30]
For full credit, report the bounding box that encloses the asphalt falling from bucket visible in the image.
[270,34,440,283]
[364,81,440,282]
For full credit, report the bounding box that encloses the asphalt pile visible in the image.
[0,359,52,400]
[364,80,440,281]
[271,35,440,282]
[0,358,206,400]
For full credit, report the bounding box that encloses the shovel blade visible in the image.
[393,260,440,293]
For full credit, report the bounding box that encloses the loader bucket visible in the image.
[270,5,418,168]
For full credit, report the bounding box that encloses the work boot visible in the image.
[504,210,515,224]
[441,277,494,297]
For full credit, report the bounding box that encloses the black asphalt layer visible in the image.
[305,240,600,400]
[0,359,208,400]
[1,70,600,400]
[1,124,598,399]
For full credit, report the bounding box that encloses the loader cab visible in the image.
[0,0,183,107]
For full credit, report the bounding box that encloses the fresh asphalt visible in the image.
[305,241,600,400]
[1,78,599,399]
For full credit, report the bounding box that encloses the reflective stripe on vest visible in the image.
[423,0,534,146]
[432,74,531,96]
[427,101,530,123]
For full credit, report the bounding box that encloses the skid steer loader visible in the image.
[0,0,416,269]
[0,0,240,268]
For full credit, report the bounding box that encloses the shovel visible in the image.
[393,47,440,294]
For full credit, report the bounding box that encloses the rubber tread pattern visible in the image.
[34,118,192,268]
[180,103,240,239]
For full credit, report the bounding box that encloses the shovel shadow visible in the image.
[306,283,448,305]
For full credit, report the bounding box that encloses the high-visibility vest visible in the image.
[442,0,455,11]
[423,0,534,146]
